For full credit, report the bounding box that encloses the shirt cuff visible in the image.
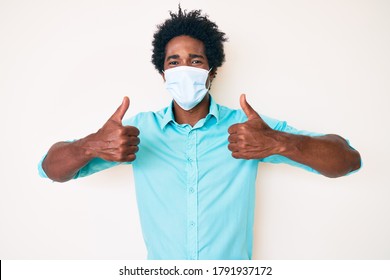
[37,154,49,178]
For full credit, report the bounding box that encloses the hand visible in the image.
[228,94,282,160]
[86,96,140,162]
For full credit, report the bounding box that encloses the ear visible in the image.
[207,68,217,89]
[210,68,217,80]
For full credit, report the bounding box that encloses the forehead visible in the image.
[165,35,206,57]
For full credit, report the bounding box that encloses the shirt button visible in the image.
[189,187,194,193]
[190,221,195,227]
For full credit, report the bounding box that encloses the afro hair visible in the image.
[151,5,228,73]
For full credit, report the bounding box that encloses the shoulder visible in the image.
[216,104,249,126]
[121,106,168,127]
[216,103,286,130]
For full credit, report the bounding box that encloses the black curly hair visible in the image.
[151,5,228,73]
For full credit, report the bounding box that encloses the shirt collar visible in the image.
[160,95,220,130]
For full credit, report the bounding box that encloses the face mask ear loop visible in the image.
[207,67,213,90]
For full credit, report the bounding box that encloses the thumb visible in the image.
[110,96,130,122]
[240,94,259,120]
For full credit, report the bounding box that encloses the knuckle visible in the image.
[128,154,136,162]
[119,127,127,136]
[130,136,140,145]
[238,142,247,149]
[126,126,140,136]
[228,124,239,132]
[240,124,248,131]
[119,138,127,146]
[114,155,123,162]
[118,147,126,156]
[131,145,139,153]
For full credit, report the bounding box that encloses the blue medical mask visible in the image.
[163,66,212,110]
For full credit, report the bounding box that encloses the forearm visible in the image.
[42,137,95,182]
[277,133,361,178]
[41,97,139,182]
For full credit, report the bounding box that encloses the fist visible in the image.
[228,94,279,160]
[89,97,140,162]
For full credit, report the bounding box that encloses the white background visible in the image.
[0,0,389,259]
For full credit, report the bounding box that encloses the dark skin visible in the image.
[42,97,140,182]
[42,35,361,182]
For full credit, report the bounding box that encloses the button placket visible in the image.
[186,129,198,260]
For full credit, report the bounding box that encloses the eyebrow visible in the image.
[189,54,205,59]
[165,54,205,61]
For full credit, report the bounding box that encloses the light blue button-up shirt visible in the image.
[39,96,325,260]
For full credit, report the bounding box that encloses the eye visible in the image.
[191,60,202,64]
[168,61,179,65]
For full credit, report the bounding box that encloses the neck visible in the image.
[173,94,210,127]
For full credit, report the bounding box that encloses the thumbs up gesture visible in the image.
[228,94,281,160]
[87,96,140,162]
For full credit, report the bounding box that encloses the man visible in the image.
[38,7,361,259]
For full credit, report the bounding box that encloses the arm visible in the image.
[42,97,140,182]
[227,94,361,178]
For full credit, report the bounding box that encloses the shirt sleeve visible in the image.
[73,158,123,179]
[37,154,49,178]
